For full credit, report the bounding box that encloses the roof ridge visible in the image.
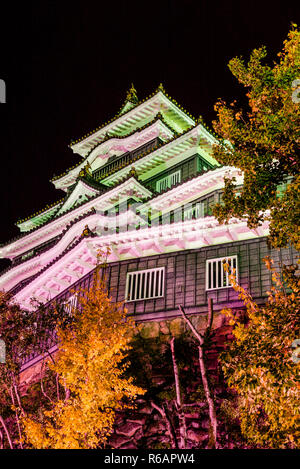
[52,111,177,183]
[0,169,152,248]
[54,175,104,218]
[0,208,98,279]
[7,166,224,294]
[68,84,196,147]
[16,199,64,226]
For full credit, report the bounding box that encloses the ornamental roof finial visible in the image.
[81,224,93,237]
[78,161,92,178]
[128,166,138,178]
[157,83,165,92]
[126,83,138,104]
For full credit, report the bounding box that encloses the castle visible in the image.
[0,84,296,373]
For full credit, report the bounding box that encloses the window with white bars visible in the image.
[206,256,238,290]
[183,195,216,220]
[156,170,181,192]
[63,294,78,315]
[125,267,165,302]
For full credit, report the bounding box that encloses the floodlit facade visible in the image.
[0,84,296,368]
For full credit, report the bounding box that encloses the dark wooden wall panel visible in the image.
[51,238,297,319]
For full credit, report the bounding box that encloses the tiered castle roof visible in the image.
[0,84,269,309]
[9,84,218,235]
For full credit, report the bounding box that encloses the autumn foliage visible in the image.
[212,25,300,250]
[220,259,300,448]
[22,269,145,449]
[0,291,68,449]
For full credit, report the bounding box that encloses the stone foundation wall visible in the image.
[136,309,227,340]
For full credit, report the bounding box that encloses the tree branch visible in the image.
[178,305,204,344]
[0,428,4,449]
[150,401,178,449]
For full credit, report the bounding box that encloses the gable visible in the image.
[55,179,102,217]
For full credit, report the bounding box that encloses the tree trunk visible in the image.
[178,302,218,449]
[10,387,23,449]
[0,415,13,449]
[198,344,217,448]
[40,359,54,403]
[170,337,187,449]
[12,375,25,418]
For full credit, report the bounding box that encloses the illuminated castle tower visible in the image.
[0,85,296,366]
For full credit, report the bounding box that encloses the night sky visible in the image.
[0,1,298,270]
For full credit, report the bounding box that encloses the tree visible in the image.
[0,291,65,449]
[212,25,300,250]
[22,269,145,449]
[179,300,218,449]
[0,290,25,449]
[220,259,300,448]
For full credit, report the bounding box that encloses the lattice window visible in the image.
[62,294,78,315]
[183,195,215,220]
[125,267,165,301]
[156,170,181,193]
[206,256,238,290]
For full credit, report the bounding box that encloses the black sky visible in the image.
[0,0,298,270]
